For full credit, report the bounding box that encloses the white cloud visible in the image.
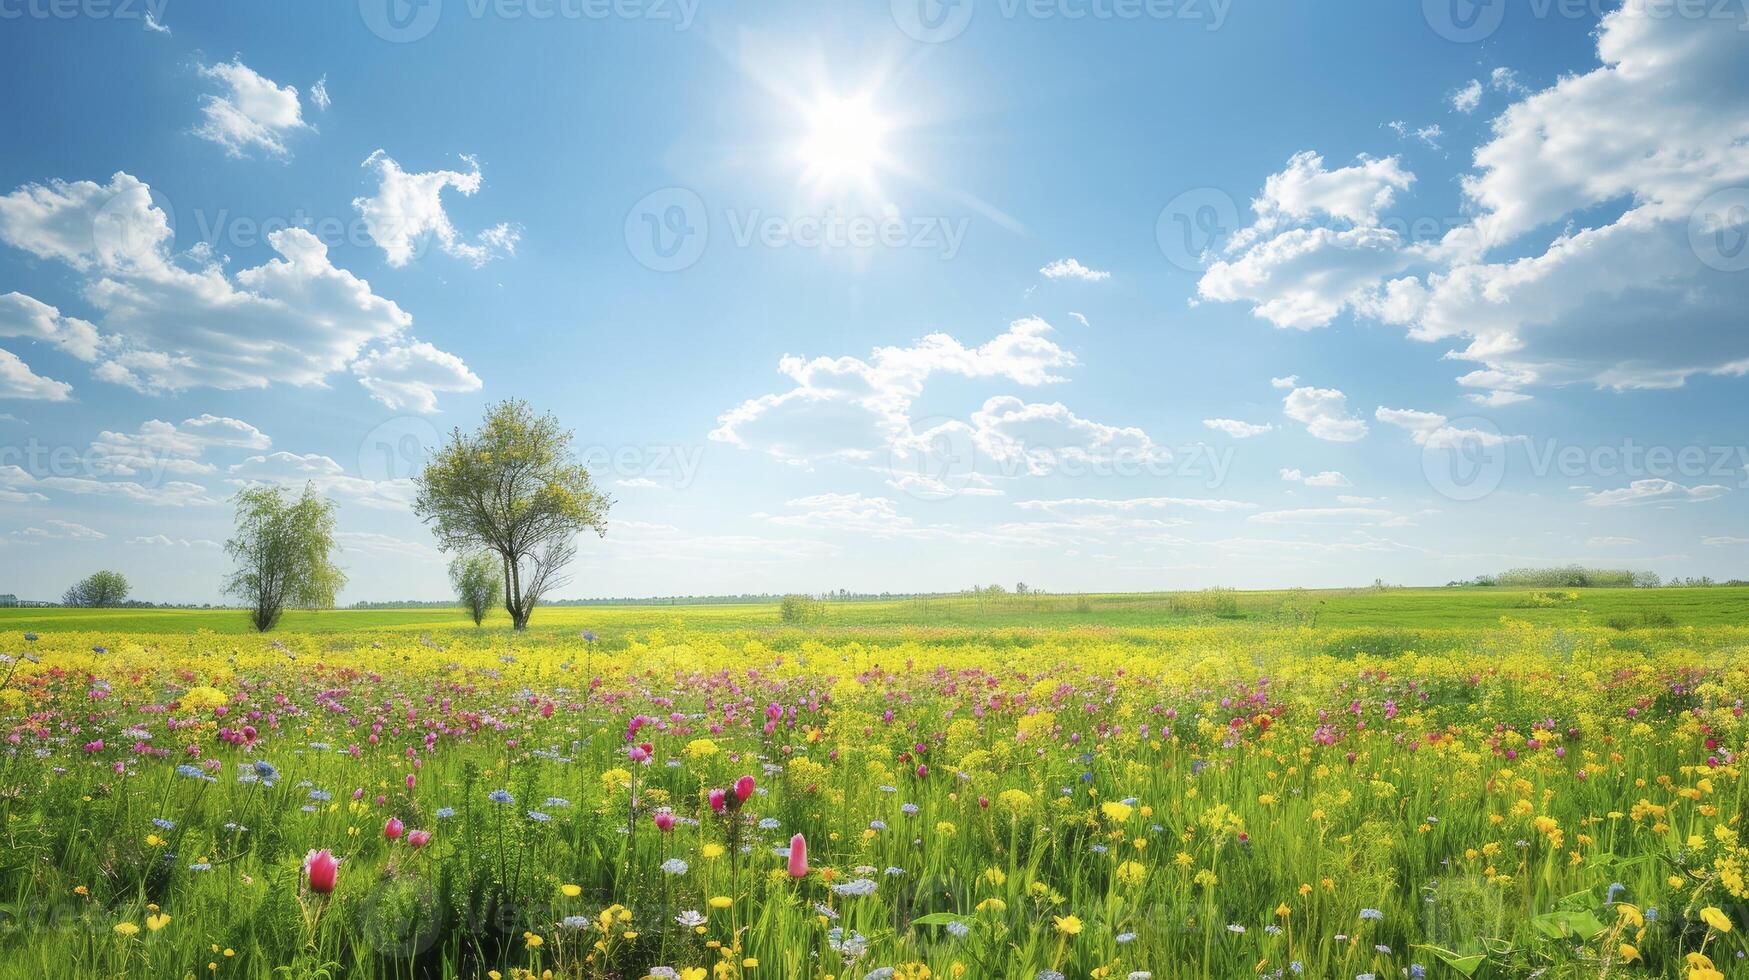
[1703,535,1749,546]
[1068,312,1090,327]
[0,292,103,361]
[1202,418,1273,438]
[12,519,105,541]
[143,10,169,33]
[1374,406,1521,449]
[1586,536,1640,547]
[89,415,270,478]
[0,347,73,401]
[712,317,1076,463]
[336,530,442,559]
[0,171,478,408]
[1490,67,1528,96]
[310,75,331,111]
[1279,467,1351,487]
[0,465,217,507]
[227,452,414,510]
[1039,257,1111,282]
[128,534,219,548]
[765,492,917,536]
[353,150,521,267]
[1448,79,1483,114]
[1283,386,1368,442]
[1582,479,1729,507]
[1014,496,1255,513]
[1249,506,1392,525]
[193,60,309,158]
[1269,375,1299,389]
[350,341,483,413]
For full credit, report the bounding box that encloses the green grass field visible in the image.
[6,584,1746,636]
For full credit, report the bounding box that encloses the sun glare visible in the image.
[796,93,892,186]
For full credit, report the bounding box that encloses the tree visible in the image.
[780,594,820,624]
[449,552,502,626]
[62,570,129,608]
[221,484,346,632]
[413,399,612,630]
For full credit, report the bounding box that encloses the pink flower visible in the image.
[708,789,727,813]
[384,817,404,841]
[408,829,431,848]
[628,744,651,764]
[305,849,339,894]
[734,775,755,803]
[653,808,676,832]
[787,833,808,878]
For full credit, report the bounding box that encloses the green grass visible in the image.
[7,584,1747,636]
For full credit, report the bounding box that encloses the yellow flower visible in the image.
[1115,861,1146,886]
[701,844,725,860]
[685,738,719,758]
[680,971,707,980]
[113,922,140,936]
[1700,906,1732,932]
[146,913,171,931]
[708,896,733,909]
[524,931,544,949]
[1100,801,1133,823]
[1275,903,1291,918]
[1053,914,1083,936]
[1619,943,1640,963]
[561,884,582,897]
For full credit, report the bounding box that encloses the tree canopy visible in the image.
[221,484,346,632]
[449,552,501,627]
[62,570,129,608]
[414,399,611,629]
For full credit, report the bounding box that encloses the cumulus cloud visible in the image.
[712,317,1078,464]
[0,292,103,361]
[353,151,521,267]
[1279,467,1351,487]
[227,452,414,510]
[1448,79,1483,114]
[1202,418,1273,438]
[1374,407,1521,449]
[0,171,479,408]
[193,59,310,158]
[350,341,483,412]
[1202,2,1749,396]
[0,348,73,400]
[1282,385,1368,442]
[1039,257,1111,282]
[0,464,217,506]
[88,414,270,478]
[1582,479,1729,507]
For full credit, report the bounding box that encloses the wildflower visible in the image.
[1053,915,1083,936]
[833,878,877,897]
[1359,908,1384,921]
[408,829,431,848]
[662,858,690,876]
[561,884,582,897]
[113,922,140,936]
[1701,906,1733,932]
[708,896,733,909]
[526,810,552,823]
[523,931,543,949]
[488,789,514,805]
[788,833,809,878]
[734,775,756,803]
[146,913,170,931]
[435,807,456,819]
[384,817,404,841]
[304,849,339,894]
[676,910,706,928]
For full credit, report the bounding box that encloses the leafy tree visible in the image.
[221,484,346,632]
[780,594,821,624]
[413,399,611,630]
[62,570,129,608]
[449,552,502,626]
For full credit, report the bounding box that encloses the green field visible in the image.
[5,584,1746,636]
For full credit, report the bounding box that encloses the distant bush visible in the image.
[1170,587,1240,618]
[779,594,823,624]
[1516,590,1580,608]
[1494,566,1642,589]
[1606,610,1678,630]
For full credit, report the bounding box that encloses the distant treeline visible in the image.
[348,590,974,609]
[1450,566,1747,589]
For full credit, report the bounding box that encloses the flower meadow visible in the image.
[3,621,1749,979]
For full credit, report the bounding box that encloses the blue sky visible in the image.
[0,0,1745,602]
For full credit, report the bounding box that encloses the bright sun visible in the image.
[796,93,891,186]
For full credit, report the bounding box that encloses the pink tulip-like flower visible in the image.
[384,817,404,841]
[708,788,727,813]
[408,829,431,848]
[628,744,651,764]
[405,773,416,790]
[653,808,676,832]
[787,833,808,878]
[305,849,339,894]
[734,775,756,803]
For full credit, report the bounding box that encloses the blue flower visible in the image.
[526,810,552,823]
[1359,908,1384,921]
[435,807,456,819]
[488,789,514,805]
[661,858,689,875]
[152,817,176,830]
